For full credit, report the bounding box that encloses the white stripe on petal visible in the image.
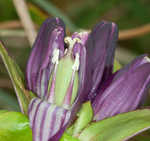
[28,98,41,127]
[50,107,64,137]
[64,110,71,125]
[41,70,46,98]
[34,101,47,141]
[42,104,56,141]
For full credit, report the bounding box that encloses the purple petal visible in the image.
[85,21,118,101]
[26,18,66,98]
[28,98,71,141]
[94,54,149,100]
[113,54,148,81]
[72,31,89,46]
[92,56,150,121]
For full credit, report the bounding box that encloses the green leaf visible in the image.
[79,109,150,141]
[0,42,34,114]
[60,133,80,141]
[0,111,32,141]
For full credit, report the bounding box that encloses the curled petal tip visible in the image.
[93,56,150,121]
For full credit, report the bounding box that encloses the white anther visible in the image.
[52,48,59,64]
[73,38,82,44]
[64,48,68,55]
[72,53,80,71]
[64,37,82,49]
[144,56,150,62]
[64,37,74,48]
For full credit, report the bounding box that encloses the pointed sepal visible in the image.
[67,101,93,136]
[60,133,80,141]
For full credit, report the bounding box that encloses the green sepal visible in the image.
[72,101,93,136]
[0,42,34,114]
[60,133,80,141]
[113,58,122,72]
[79,109,150,141]
[0,110,32,141]
[29,91,37,99]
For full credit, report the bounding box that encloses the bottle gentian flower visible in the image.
[25,18,119,141]
[0,17,150,141]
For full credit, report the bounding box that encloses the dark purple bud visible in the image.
[92,55,150,121]
[26,18,66,98]
[28,98,71,141]
[85,21,118,102]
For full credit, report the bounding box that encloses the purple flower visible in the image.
[26,17,119,141]
[1,17,150,141]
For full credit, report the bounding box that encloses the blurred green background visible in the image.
[0,0,150,112]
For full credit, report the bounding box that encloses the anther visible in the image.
[72,53,80,71]
[144,56,150,62]
[52,48,60,65]
[64,37,82,49]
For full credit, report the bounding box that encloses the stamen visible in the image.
[144,56,150,62]
[64,37,74,49]
[64,37,82,49]
[64,48,68,55]
[47,64,57,103]
[47,48,60,103]
[72,53,80,71]
[74,38,82,44]
[52,48,59,64]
